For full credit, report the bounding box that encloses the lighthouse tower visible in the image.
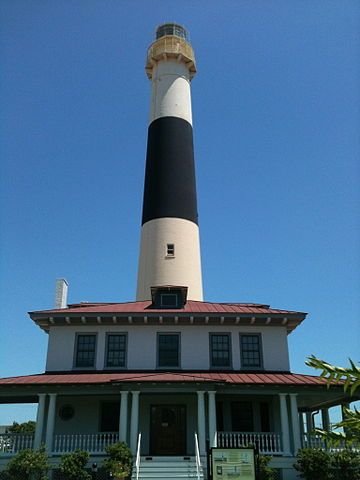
[136,23,203,301]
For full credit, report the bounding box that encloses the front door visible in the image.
[150,405,186,455]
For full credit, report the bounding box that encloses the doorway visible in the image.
[150,404,186,455]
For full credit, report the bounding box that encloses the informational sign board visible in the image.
[211,447,256,480]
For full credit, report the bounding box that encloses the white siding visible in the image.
[46,324,290,372]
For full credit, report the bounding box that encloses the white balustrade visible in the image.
[0,433,34,454]
[301,433,359,452]
[53,432,119,454]
[217,431,283,455]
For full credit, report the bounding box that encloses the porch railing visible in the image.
[135,432,141,480]
[0,433,34,454]
[194,432,202,480]
[53,432,119,454]
[302,433,360,452]
[217,431,283,455]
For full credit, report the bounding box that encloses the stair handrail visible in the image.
[194,432,201,480]
[135,432,141,480]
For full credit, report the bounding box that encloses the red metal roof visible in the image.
[30,300,306,316]
[0,371,328,387]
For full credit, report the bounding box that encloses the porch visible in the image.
[1,374,356,480]
[0,390,301,458]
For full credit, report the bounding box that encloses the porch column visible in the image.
[119,391,129,443]
[289,394,301,454]
[279,394,291,456]
[299,412,305,446]
[321,408,330,432]
[130,391,140,453]
[34,393,47,449]
[342,403,350,435]
[197,391,206,456]
[45,393,57,454]
[305,411,313,433]
[208,391,217,447]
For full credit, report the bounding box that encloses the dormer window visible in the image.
[150,286,188,309]
[166,243,175,257]
[160,293,178,308]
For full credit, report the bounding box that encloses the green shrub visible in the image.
[59,449,91,480]
[103,442,132,479]
[257,455,276,480]
[330,450,360,480]
[294,448,331,480]
[5,447,49,480]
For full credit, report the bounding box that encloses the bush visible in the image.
[330,450,360,480]
[257,455,276,480]
[59,450,91,480]
[103,442,133,479]
[5,447,49,480]
[294,448,331,480]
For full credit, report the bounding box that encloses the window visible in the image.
[260,402,271,432]
[100,401,120,432]
[59,404,75,421]
[240,334,262,369]
[231,401,254,431]
[160,293,178,308]
[106,334,127,368]
[75,334,96,368]
[166,244,175,256]
[157,333,180,368]
[210,333,231,368]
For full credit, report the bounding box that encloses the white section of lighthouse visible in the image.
[136,24,203,301]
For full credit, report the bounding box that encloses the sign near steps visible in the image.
[211,447,256,480]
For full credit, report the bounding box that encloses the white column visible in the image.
[321,408,330,432]
[130,391,140,453]
[342,403,350,435]
[299,412,305,444]
[289,394,301,454]
[197,391,206,456]
[208,391,217,447]
[45,393,57,454]
[34,394,47,449]
[305,411,313,433]
[119,391,129,443]
[279,394,291,456]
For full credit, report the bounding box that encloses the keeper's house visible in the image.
[0,23,355,480]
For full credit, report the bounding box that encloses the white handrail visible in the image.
[135,432,142,480]
[194,432,201,480]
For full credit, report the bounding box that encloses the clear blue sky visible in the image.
[0,1,359,424]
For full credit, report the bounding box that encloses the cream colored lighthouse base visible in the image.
[136,217,203,301]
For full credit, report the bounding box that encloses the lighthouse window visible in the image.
[166,244,175,257]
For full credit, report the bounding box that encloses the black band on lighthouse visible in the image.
[141,116,198,226]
